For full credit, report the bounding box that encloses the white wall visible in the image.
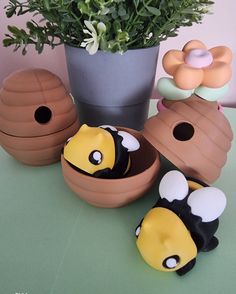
[0,0,235,106]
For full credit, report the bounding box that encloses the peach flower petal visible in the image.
[174,64,204,90]
[209,46,233,64]
[162,50,184,75]
[203,61,232,88]
[183,40,207,52]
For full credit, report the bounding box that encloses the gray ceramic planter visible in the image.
[65,45,159,130]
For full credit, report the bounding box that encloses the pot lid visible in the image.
[142,98,233,184]
[2,69,62,92]
[0,69,78,137]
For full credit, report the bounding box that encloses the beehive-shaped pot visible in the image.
[61,128,160,208]
[143,98,233,183]
[0,69,79,165]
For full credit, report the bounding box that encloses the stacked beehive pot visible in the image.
[147,40,233,184]
[0,69,79,165]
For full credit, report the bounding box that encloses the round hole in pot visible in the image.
[34,106,52,124]
[173,122,194,141]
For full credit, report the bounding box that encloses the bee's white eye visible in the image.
[135,226,141,237]
[89,150,103,165]
[163,255,180,269]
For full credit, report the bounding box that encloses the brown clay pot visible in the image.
[143,98,233,184]
[61,128,160,208]
[0,69,79,165]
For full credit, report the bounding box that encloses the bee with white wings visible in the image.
[63,124,140,179]
[135,170,227,276]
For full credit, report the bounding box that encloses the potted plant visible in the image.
[3,0,214,130]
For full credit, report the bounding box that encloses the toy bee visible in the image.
[135,170,226,276]
[63,124,140,179]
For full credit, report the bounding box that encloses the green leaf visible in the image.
[112,11,118,19]
[100,7,110,15]
[138,9,152,17]
[146,6,161,16]
[121,14,129,21]
[77,1,90,15]
[118,6,126,17]
[43,0,50,11]
[113,20,121,31]
[22,46,27,55]
[3,37,15,47]
[7,25,20,35]
[35,41,44,54]
[6,7,16,18]
[26,21,35,30]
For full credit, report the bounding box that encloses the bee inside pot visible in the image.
[63,124,140,179]
[61,124,160,208]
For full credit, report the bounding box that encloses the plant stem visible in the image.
[126,0,153,31]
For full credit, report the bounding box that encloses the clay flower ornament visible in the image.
[162,40,233,90]
[81,20,106,55]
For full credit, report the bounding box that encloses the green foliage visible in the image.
[3,0,214,54]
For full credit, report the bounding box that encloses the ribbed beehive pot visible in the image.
[143,98,233,184]
[0,69,79,165]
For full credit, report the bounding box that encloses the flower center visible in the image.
[185,49,213,68]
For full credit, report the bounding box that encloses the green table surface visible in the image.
[0,100,236,294]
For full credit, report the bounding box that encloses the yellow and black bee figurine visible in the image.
[135,170,226,276]
[63,124,140,179]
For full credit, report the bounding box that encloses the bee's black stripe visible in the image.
[93,128,130,179]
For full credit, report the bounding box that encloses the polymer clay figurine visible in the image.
[135,170,226,276]
[162,40,232,90]
[156,40,232,112]
[63,124,140,179]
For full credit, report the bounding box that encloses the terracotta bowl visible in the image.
[61,128,160,208]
